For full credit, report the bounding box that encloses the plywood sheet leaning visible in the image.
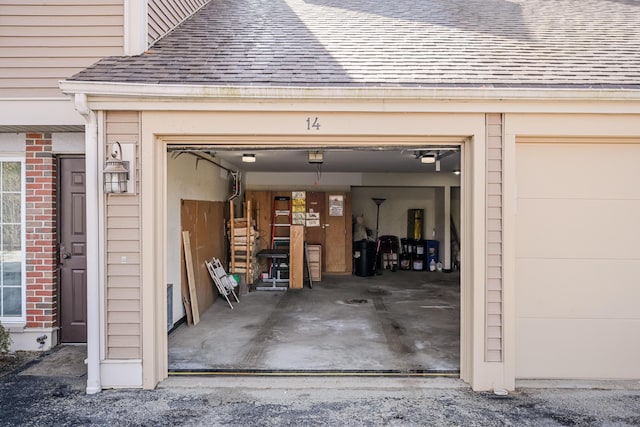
[181,199,226,316]
[182,230,200,325]
[289,224,304,289]
[182,294,193,326]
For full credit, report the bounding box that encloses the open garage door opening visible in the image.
[164,143,463,376]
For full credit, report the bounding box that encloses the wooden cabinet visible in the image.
[307,244,322,281]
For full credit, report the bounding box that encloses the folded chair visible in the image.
[205,257,240,309]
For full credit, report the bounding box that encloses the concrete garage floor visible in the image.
[169,271,460,373]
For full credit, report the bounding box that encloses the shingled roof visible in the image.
[68,0,640,89]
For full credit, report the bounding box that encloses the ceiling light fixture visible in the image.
[420,154,436,164]
[242,154,256,163]
[435,159,441,172]
[453,170,461,175]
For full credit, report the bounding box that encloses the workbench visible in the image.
[255,249,289,290]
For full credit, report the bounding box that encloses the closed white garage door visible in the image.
[516,142,640,379]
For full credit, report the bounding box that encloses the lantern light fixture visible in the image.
[103,141,130,194]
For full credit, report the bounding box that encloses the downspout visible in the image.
[74,93,101,394]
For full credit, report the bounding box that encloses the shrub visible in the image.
[0,324,11,353]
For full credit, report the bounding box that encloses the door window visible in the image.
[0,160,24,320]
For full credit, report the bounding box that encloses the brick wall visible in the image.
[24,133,57,329]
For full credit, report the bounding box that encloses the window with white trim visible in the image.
[0,160,24,321]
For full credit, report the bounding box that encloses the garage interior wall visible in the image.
[246,171,460,266]
[351,187,438,241]
[245,171,353,191]
[166,154,229,329]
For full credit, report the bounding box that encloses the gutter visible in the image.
[59,80,640,102]
[73,93,102,395]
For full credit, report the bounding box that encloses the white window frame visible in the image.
[0,156,26,324]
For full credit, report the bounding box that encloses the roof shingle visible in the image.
[68,0,640,89]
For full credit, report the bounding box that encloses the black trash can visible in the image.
[353,239,376,277]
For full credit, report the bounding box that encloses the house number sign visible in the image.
[306,117,321,131]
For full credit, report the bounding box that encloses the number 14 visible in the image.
[306,117,321,131]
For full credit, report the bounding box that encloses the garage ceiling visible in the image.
[170,147,461,174]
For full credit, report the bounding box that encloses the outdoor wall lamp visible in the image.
[103,141,130,194]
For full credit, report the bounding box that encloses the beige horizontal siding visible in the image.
[108,228,141,241]
[107,240,140,253]
[106,253,140,265]
[107,310,139,324]
[147,0,209,45]
[107,347,140,359]
[0,1,124,97]
[106,275,140,288]
[105,111,141,360]
[107,203,139,217]
[108,323,139,335]
[107,287,140,300]
[107,264,141,277]
[486,113,504,363]
[107,216,140,229]
[2,36,122,47]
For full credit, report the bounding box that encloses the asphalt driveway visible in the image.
[1,346,639,426]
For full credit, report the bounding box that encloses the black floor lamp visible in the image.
[372,197,386,240]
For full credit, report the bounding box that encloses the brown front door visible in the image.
[304,191,325,245]
[324,192,352,273]
[304,192,326,272]
[58,156,87,343]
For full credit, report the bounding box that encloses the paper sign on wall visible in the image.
[329,195,344,216]
[292,191,306,224]
[306,212,320,227]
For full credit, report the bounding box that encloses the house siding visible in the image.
[486,113,503,362]
[147,0,209,46]
[0,0,124,98]
[105,111,141,359]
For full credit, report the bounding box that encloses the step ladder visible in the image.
[264,196,291,287]
[271,196,291,249]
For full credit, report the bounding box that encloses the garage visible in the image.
[49,0,640,393]
[164,144,463,374]
[515,140,640,379]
